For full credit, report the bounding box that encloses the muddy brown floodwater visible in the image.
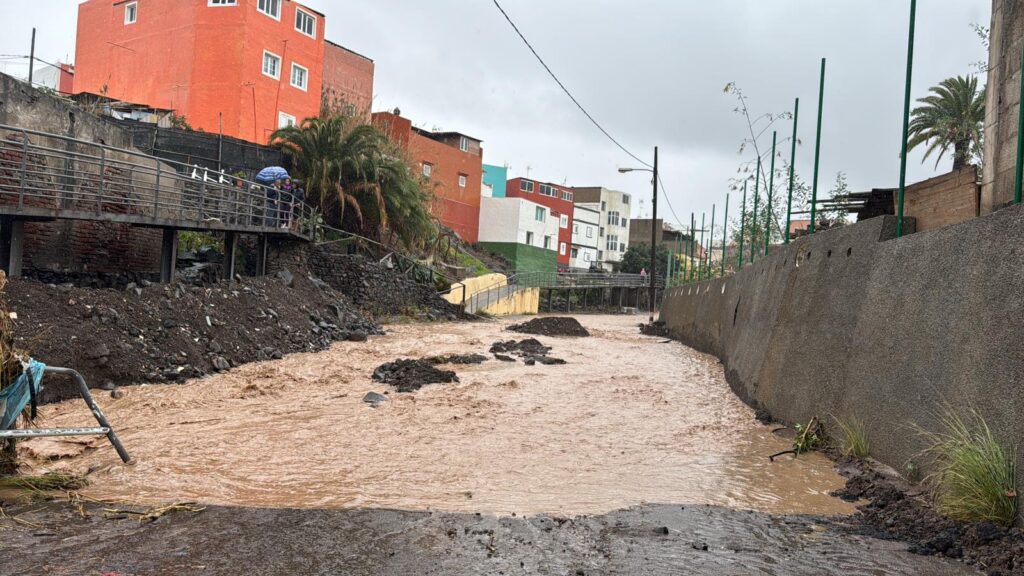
[23,315,851,517]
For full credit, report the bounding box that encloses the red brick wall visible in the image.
[506,177,575,266]
[323,42,374,115]
[901,166,980,232]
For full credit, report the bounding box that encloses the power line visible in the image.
[490,0,652,169]
[656,174,687,231]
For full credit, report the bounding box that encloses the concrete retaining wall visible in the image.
[659,211,1024,508]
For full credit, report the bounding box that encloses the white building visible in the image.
[573,187,633,271]
[570,204,600,270]
[477,196,560,272]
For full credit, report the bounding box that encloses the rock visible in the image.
[211,356,230,372]
[99,380,116,391]
[163,319,177,329]
[362,391,389,407]
[347,331,368,342]
[277,269,295,287]
[493,354,516,362]
[111,389,125,399]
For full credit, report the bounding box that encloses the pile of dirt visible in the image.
[832,454,1024,574]
[490,339,566,365]
[422,354,488,365]
[640,321,670,337]
[372,359,459,393]
[507,317,590,337]
[8,273,381,403]
[309,248,468,321]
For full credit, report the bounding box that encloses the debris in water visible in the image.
[424,354,488,365]
[507,317,590,337]
[490,338,566,365]
[362,391,389,407]
[372,359,459,393]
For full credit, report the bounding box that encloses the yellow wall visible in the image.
[443,273,507,305]
[480,287,540,316]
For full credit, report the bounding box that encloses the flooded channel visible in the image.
[24,315,851,516]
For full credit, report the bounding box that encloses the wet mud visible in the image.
[507,316,590,337]
[0,501,979,576]
[372,359,460,392]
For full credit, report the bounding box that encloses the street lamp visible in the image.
[618,146,659,323]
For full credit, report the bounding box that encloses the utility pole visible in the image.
[649,146,658,322]
[27,28,36,87]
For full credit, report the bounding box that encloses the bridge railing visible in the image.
[464,270,664,313]
[0,124,315,238]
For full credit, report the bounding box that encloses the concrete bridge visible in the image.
[462,271,666,314]
[0,124,313,282]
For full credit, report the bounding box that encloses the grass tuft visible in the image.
[921,408,1017,526]
[832,416,870,458]
[0,472,89,492]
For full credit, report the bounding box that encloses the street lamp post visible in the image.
[619,146,659,322]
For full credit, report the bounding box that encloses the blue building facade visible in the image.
[482,164,508,198]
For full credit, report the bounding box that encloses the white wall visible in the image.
[479,196,559,249]
[570,205,601,269]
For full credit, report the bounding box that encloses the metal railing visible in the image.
[0,124,315,239]
[464,270,665,313]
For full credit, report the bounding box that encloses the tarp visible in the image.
[0,359,46,430]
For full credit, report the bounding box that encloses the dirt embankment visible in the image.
[9,273,381,402]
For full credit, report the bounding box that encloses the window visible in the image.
[620,242,626,253]
[277,112,296,128]
[208,0,237,5]
[539,184,556,197]
[559,214,569,229]
[124,2,138,24]
[520,180,534,193]
[290,63,308,91]
[584,252,592,262]
[601,201,606,211]
[544,236,552,250]
[573,224,579,234]
[535,206,545,222]
[600,227,605,237]
[561,191,573,201]
[586,227,593,238]
[559,242,567,256]
[606,235,618,251]
[258,0,280,19]
[458,174,467,188]
[608,211,621,226]
[525,231,535,245]
[295,8,316,38]
[622,194,631,205]
[598,250,604,260]
[262,50,281,79]
[459,136,469,152]
[422,163,432,178]
[571,248,579,259]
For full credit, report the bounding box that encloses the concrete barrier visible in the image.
[443,273,507,306]
[659,210,1024,515]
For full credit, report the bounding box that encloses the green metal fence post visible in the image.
[721,192,729,276]
[786,97,800,244]
[810,57,826,235]
[1015,45,1024,203]
[689,213,696,283]
[699,212,705,281]
[708,203,715,278]
[765,131,777,256]
[751,159,760,264]
[738,181,747,268]
[897,0,917,236]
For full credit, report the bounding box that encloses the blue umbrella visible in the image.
[255,166,290,183]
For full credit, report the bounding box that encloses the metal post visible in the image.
[897,0,918,234]
[810,57,827,234]
[721,192,729,276]
[689,213,695,283]
[738,181,747,268]
[160,229,177,284]
[786,98,800,243]
[18,131,28,210]
[153,159,162,218]
[27,28,35,87]
[698,212,705,281]
[708,203,715,278]
[1016,42,1024,204]
[97,148,106,215]
[223,232,237,283]
[751,159,760,264]
[765,131,777,256]
[648,146,658,322]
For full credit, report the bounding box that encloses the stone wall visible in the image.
[981,0,1024,213]
[902,166,980,232]
[658,211,1024,519]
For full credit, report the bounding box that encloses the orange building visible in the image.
[73,0,373,144]
[373,111,483,244]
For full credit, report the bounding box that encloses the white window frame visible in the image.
[520,180,534,193]
[277,111,296,128]
[586,227,593,238]
[208,0,238,5]
[559,242,567,256]
[525,231,534,246]
[559,214,569,229]
[294,7,317,38]
[124,1,138,24]
[257,0,281,20]
[458,174,467,188]
[571,248,579,259]
[544,236,552,250]
[535,206,546,222]
[262,50,281,80]
[422,163,433,178]
[290,62,309,91]
[459,136,469,152]
[584,251,592,262]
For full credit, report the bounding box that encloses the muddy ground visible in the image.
[0,500,978,576]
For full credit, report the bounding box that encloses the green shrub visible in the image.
[833,416,870,458]
[178,231,219,253]
[921,408,1017,526]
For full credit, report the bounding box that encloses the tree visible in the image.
[620,242,672,279]
[907,76,985,170]
[271,115,436,249]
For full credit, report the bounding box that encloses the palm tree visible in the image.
[907,76,985,170]
[271,115,436,248]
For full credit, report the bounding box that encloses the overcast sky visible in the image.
[0,0,991,227]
